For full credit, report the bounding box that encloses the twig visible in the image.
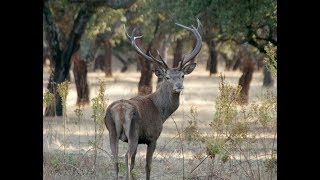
[60,162,83,176]
[222,145,251,179]
[171,116,185,179]
[190,155,209,174]
[154,127,189,159]
[270,128,277,180]
[95,146,112,158]
[234,143,255,180]
[79,147,94,169]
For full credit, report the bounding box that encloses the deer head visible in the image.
[125,19,203,93]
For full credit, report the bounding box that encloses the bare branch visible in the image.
[69,0,137,9]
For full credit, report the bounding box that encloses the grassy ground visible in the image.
[43,57,277,179]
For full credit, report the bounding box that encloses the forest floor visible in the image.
[43,58,277,180]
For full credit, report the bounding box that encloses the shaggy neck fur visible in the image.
[148,80,180,123]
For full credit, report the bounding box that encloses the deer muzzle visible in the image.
[173,83,184,92]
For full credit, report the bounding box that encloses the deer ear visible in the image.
[182,63,197,75]
[154,66,166,78]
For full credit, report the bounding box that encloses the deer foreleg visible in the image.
[146,142,157,180]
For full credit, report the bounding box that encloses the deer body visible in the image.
[105,81,180,144]
[105,19,202,180]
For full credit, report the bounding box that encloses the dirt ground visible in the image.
[43,56,277,179]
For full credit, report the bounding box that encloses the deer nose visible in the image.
[175,82,184,89]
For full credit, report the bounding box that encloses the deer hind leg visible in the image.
[123,107,139,180]
[130,148,137,172]
[146,142,157,180]
[109,125,119,179]
[125,138,138,180]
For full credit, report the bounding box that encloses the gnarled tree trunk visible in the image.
[263,66,274,87]
[220,52,232,71]
[137,31,165,95]
[136,18,165,95]
[113,51,129,72]
[104,40,112,77]
[138,56,153,95]
[172,38,184,68]
[44,1,96,116]
[44,0,137,116]
[206,39,217,76]
[232,57,241,71]
[73,51,90,105]
[238,51,255,104]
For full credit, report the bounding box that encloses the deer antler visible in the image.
[175,18,203,69]
[124,25,168,70]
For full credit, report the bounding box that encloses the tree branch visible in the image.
[255,36,277,46]
[254,25,277,46]
[59,3,97,82]
[69,0,138,9]
[246,25,267,54]
[43,0,62,66]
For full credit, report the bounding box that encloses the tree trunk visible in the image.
[73,51,90,105]
[220,52,232,71]
[94,54,105,71]
[206,39,218,76]
[232,57,241,71]
[263,66,274,87]
[156,35,168,87]
[104,40,112,77]
[138,56,153,95]
[44,1,96,116]
[173,38,183,68]
[138,31,165,95]
[238,53,255,104]
[206,54,210,70]
[113,51,129,72]
[137,18,164,95]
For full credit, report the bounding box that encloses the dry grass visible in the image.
[43,60,277,179]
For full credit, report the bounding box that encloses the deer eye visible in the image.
[182,75,185,78]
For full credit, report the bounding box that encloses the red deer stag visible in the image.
[105,19,203,180]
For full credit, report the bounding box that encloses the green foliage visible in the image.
[43,90,54,108]
[50,156,59,170]
[80,6,126,58]
[48,0,81,47]
[217,40,237,59]
[200,74,277,178]
[264,42,277,77]
[57,81,69,113]
[264,157,277,172]
[118,160,139,179]
[210,75,241,133]
[205,138,224,159]
[251,91,277,128]
[184,106,201,143]
[74,106,83,122]
[91,80,108,148]
[85,7,125,40]
[119,161,126,175]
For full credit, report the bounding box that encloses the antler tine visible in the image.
[123,25,153,62]
[175,19,203,69]
[148,51,167,69]
[179,55,184,69]
[156,50,169,69]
